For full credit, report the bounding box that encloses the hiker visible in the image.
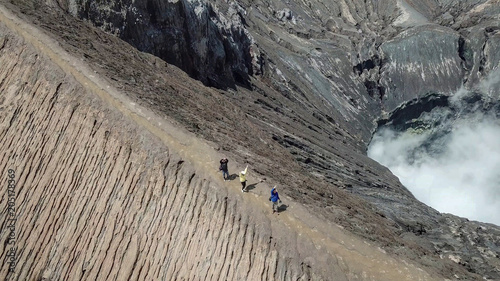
[239,165,248,192]
[219,158,229,181]
[270,186,281,213]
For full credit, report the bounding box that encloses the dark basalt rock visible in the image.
[377,93,450,130]
[69,0,262,90]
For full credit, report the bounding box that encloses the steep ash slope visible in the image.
[1,0,500,279]
[0,20,329,279]
[54,0,500,278]
[0,3,476,281]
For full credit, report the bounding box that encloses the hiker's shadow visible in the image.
[277,204,288,213]
[246,182,259,191]
[228,174,238,181]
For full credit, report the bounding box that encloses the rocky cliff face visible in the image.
[61,0,262,89]
[63,0,500,134]
[1,0,500,280]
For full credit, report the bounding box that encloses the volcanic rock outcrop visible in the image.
[1,0,500,280]
[64,0,261,89]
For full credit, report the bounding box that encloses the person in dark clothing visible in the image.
[219,158,229,181]
[270,186,281,213]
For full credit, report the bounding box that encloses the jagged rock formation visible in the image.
[63,0,500,134]
[60,0,262,89]
[1,0,500,280]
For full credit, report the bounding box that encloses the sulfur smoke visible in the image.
[368,69,500,226]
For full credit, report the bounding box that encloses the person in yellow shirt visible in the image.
[239,165,248,192]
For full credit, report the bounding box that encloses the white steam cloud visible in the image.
[368,117,500,225]
[368,69,500,226]
[479,67,500,98]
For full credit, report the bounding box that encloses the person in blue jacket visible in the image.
[270,186,281,213]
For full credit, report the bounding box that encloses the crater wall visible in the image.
[0,10,448,281]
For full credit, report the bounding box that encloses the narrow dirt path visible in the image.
[0,4,441,280]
